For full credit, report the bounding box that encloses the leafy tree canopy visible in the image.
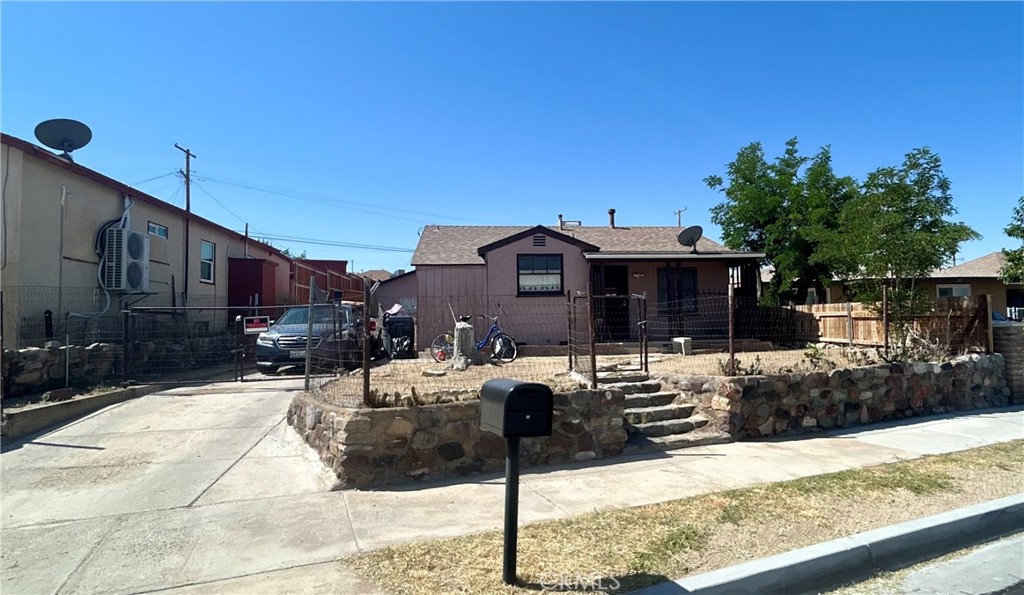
[707,138,857,303]
[1000,197,1024,284]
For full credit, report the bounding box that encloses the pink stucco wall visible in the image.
[415,236,738,348]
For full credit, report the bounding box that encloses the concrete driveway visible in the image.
[3,378,1022,595]
[1,378,377,595]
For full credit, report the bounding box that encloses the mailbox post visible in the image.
[480,379,554,586]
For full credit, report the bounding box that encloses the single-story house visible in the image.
[826,251,1022,318]
[404,211,765,347]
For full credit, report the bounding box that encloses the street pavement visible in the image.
[1,378,1022,594]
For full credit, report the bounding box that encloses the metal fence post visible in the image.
[643,293,649,374]
[235,315,243,382]
[305,275,315,392]
[363,283,371,405]
[122,308,131,385]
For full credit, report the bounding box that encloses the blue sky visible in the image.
[3,2,1021,273]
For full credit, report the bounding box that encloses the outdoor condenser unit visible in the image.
[103,228,150,292]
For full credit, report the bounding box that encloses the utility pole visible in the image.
[175,144,196,304]
[674,207,687,227]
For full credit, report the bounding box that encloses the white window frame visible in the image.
[936,283,971,299]
[147,221,168,238]
[200,240,216,284]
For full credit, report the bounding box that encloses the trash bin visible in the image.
[384,315,416,359]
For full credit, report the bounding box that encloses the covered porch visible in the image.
[585,254,762,343]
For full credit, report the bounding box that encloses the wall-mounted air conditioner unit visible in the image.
[103,228,150,292]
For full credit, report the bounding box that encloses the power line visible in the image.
[129,171,179,186]
[192,179,250,228]
[247,232,414,253]
[196,175,496,225]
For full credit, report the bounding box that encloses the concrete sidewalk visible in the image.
[1,379,1021,594]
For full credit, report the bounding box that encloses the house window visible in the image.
[517,254,563,295]
[147,221,168,238]
[200,240,215,283]
[657,266,698,315]
[937,284,971,299]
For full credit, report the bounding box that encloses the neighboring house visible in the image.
[406,211,764,347]
[360,269,392,283]
[0,132,293,347]
[925,252,1021,317]
[825,252,1022,317]
[373,269,417,315]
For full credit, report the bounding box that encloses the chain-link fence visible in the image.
[568,292,596,388]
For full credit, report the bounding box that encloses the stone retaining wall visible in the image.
[2,343,122,399]
[661,354,1010,438]
[287,388,627,489]
[993,325,1023,403]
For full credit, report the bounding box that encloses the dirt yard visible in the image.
[313,347,868,408]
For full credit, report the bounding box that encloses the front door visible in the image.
[591,265,631,341]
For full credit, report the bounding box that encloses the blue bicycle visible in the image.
[430,308,518,363]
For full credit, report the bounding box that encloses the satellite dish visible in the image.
[677,225,703,253]
[34,119,92,162]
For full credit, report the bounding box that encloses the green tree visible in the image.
[821,148,980,352]
[1000,197,1024,284]
[279,247,307,259]
[706,138,857,303]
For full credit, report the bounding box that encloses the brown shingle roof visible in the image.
[360,269,392,282]
[411,225,747,266]
[931,252,1006,279]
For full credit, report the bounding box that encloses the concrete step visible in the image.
[623,425,733,455]
[623,391,678,408]
[597,371,649,384]
[627,415,710,438]
[607,380,664,395]
[624,404,697,425]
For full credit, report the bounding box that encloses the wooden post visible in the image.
[846,301,854,347]
[586,283,597,389]
[882,284,890,358]
[566,291,573,371]
[728,284,735,375]
[984,294,994,353]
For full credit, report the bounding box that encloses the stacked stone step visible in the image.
[608,379,730,453]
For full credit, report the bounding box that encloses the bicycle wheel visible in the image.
[430,333,455,363]
[491,333,518,363]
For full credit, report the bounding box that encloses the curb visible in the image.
[632,493,1024,595]
[1,383,174,442]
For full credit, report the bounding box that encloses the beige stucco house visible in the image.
[1,133,292,347]
[825,251,1022,318]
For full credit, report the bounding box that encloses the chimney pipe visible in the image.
[558,214,564,230]
[608,208,616,228]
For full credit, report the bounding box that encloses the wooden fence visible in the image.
[792,295,992,353]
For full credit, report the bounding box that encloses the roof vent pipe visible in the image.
[557,214,564,230]
[608,208,616,228]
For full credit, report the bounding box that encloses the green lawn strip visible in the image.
[346,440,1024,595]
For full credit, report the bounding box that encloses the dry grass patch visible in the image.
[347,440,1024,594]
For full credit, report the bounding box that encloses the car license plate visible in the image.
[290,350,306,359]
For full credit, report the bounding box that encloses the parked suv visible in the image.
[255,303,380,374]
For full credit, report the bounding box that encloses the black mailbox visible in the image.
[480,379,554,438]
